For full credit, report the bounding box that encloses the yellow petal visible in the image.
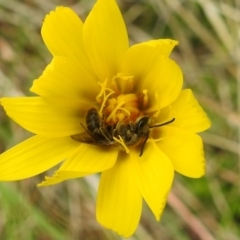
[97,152,142,237]
[37,170,94,186]
[168,89,211,133]
[1,97,86,137]
[157,126,206,178]
[39,144,118,186]
[60,144,118,173]
[143,57,183,109]
[125,39,182,108]
[83,0,129,81]
[41,7,93,73]
[130,141,174,221]
[30,56,98,101]
[0,135,79,180]
[124,39,178,82]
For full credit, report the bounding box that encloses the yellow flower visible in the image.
[0,0,211,237]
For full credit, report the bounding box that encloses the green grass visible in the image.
[0,0,239,239]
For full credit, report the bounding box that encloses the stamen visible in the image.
[142,89,148,108]
[106,99,129,122]
[110,77,119,94]
[96,80,107,103]
[96,80,114,102]
[112,73,134,93]
[99,91,115,117]
[152,92,161,118]
[118,107,130,117]
[118,93,138,103]
[116,112,126,122]
[113,136,130,154]
[125,106,139,115]
[96,80,115,117]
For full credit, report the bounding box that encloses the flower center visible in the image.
[96,73,149,125]
[71,73,175,156]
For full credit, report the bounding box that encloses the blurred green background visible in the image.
[0,0,239,239]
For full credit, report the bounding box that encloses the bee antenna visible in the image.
[149,118,175,128]
[139,132,149,157]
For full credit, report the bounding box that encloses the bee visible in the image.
[116,116,175,156]
[71,108,115,145]
[71,108,175,156]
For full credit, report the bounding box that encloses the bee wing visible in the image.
[71,132,118,146]
[71,132,95,143]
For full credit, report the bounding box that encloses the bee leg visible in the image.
[99,127,113,142]
[139,132,149,157]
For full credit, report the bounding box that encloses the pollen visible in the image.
[105,93,139,123]
[95,73,148,125]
